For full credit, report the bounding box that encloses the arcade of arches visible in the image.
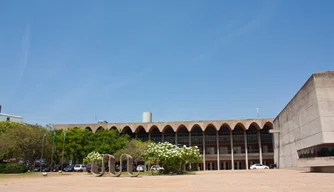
[85,122,274,171]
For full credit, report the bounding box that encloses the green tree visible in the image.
[92,129,129,155]
[114,139,151,164]
[0,123,131,167]
[62,127,87,164]
[0,121,21,136]
[0,122,51,167]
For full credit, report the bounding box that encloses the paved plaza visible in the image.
[1,169,334,192]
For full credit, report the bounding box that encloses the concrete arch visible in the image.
[150,125,162,143]
[243,121,260,130]
[135,125,146,134]
[204,123,218,132]
[148,125,160,133]
[219,123,231,136]
[188,122,204,132]
[203,121,220,131]
[262,121,273,130]
[95,126,105,133]
[247,123,259,134]
[85,127,93,132]
[219,123,232,132]
[233,122,246,131]
[119,124,135,133]
[109,126,118,131]
[150,123,164,132]
[121,126,133,134]
[247,122,261,131]
[162,125,175,133]
[176,124,188,133]
[136,125,148,141]
[190,124,203,132]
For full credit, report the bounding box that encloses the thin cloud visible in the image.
[193,0,278,62]
[35,68,152,122]
[98,67,153,94]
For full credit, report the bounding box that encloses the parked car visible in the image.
[33,165,48,172]
[136,165,146,172]
[74,164,86,172]
[250,164,269,170]
[150,165,164,171]
[64,164,75,172]
[52,164,68,172]
[42,166,51,172]
[33,166,41,172]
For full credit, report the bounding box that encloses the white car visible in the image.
[150,165,164,171]
[250,164,269,170]
[74,164,87,172]
[136,165,146,172]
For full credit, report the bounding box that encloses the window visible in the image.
[234,146,242,154]
[206,147,215,154]
[220,147,228,154]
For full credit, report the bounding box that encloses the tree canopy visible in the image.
[114,139,151,164]
[0,122,130,167]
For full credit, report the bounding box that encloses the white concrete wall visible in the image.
[274,71,334,168]
[274,74,321,168]
[315,72,334,143]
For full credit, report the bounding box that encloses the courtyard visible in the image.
[1,169,333,192]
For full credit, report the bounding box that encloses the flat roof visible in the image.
[0,113,23,119]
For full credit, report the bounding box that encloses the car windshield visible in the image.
[75,165,81,167]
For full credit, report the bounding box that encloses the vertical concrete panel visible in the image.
[273,73,328,168]
[318,101,334,117]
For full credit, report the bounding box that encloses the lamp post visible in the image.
[40,133,47,172]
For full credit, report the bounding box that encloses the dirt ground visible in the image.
[1,169,333,192]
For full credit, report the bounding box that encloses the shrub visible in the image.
[2,164,27,174]
[83,151,103,164]
[142,142,202,174]
[0,164,6,173]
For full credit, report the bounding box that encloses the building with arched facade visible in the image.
[53,118,274,171]
[53,71,334,172]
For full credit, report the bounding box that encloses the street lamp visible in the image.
[40,133,47,172]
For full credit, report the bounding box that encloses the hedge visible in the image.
[0,164,28,174]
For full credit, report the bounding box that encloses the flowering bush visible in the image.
[83,151,103,164]
[142,142,202,174]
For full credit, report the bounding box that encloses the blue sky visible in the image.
[0,0,333,125]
